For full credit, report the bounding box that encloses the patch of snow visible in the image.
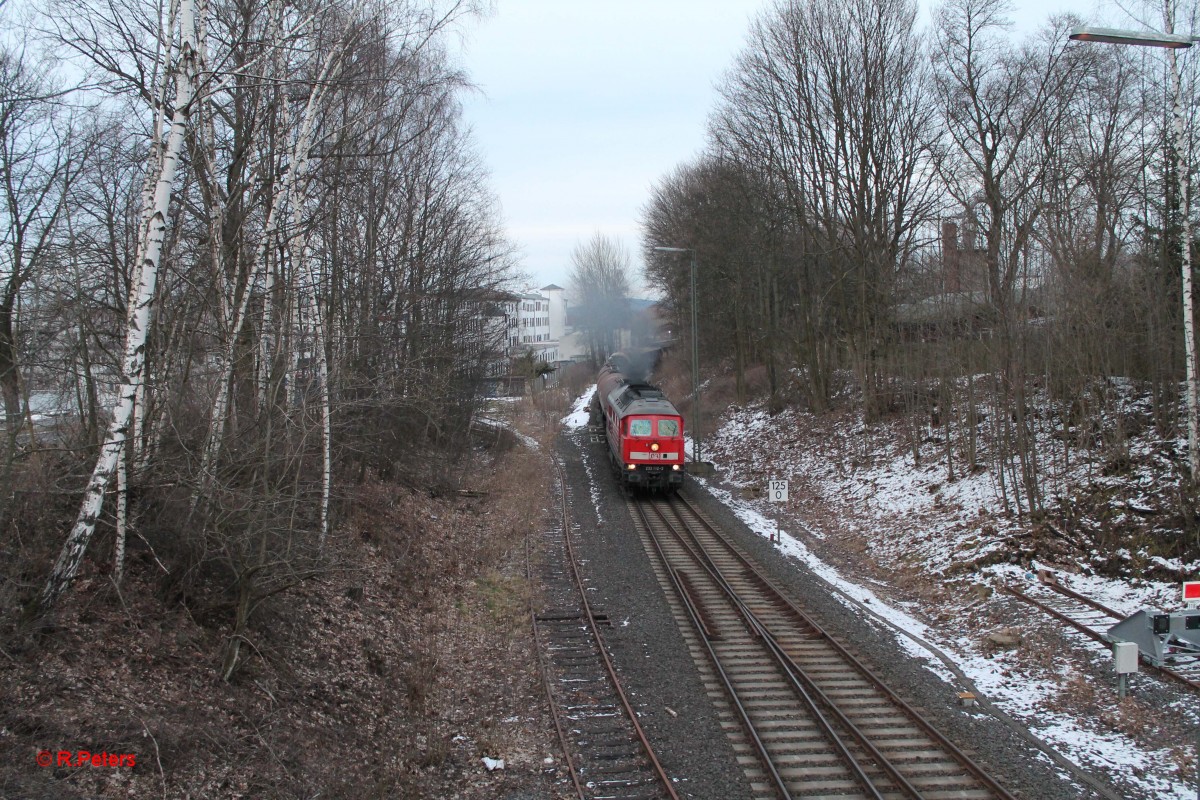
[698,394,1198,798]
[475,415,540,451]
[562,387,595,430]
[564,386,606,522]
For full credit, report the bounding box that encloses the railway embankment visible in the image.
[686,383,1200,799]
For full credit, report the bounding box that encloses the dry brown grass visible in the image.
[0,399,565,800]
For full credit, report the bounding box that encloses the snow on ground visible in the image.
[475,412,540,451]
[562,386,605,523]
[700,397,1198,799]
[697,478,956,673]
[561,389,593,431]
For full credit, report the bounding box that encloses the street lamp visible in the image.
[1069,26,1194,48]
[1073,26,1200,800]
[654,245,703,466]
[1069,24,1200,480]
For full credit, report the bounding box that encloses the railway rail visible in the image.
[529,458,679,800]
[1006,571,1200,691]
[629,490,1017,800]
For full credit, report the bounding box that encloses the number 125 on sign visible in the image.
[769,480,788,502]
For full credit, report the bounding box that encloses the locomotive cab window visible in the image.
[657,419,679,437]
[628,419,652,436]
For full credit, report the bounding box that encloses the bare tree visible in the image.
[0,43,77,527]
[702,0,939,416]
[38,0,205,614]
[7,0,510,650]
[930,0,1089,513]
[569,232,632,363]
[643,156,788,405]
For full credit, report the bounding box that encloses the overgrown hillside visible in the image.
[0,401,567,799]
[665,351,1198,798]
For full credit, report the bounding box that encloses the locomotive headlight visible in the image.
[672,465,681,471]
[627,464,636,471]
[651,442,660,452]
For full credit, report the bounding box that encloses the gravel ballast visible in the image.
[555,422,1114,800]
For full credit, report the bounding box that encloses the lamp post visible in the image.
[1069,23,1200,481]
[654,245,702,465]
[1075,30,1200,800]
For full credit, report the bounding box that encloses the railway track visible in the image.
[529,458,679,800]
[629,490,1017,800]
[1006,571,1200,691]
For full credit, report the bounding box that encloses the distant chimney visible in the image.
[961,214,977,251]
[942,220,961,293]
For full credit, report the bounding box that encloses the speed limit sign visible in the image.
[768,479,788,502]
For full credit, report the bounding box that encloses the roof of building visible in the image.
[541,283,564,291]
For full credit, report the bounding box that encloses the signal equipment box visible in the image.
[1107,608,1200,666]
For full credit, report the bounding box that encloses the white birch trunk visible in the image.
[1164,2,1200,480]
[294,234,332,547]
[255,0,288,411]
[197,51,335,478]
[114,446,127,583]
[115,0,181,569]
[318,324,331,547]
[196,1,366,492]
[40,0,202,613]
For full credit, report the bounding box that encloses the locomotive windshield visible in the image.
[628,419,652,436]
[657,419,679,437]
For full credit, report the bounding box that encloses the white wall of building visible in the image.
[543,284,567,342]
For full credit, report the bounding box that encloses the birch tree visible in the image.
[569,232,632,364]
[39,0,204,613]
[17,0,507,634]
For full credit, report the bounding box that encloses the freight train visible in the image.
[592,352,686,491]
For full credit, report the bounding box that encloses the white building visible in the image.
[514,292,550,346]
[543,284,567,341]
[542,283,592,363]
[477,284,595,393]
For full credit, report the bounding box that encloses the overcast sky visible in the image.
[454,0,1106,296]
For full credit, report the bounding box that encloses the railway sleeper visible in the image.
[573,736,638,750]
[740,703,814,717]
[773,771,876,791]
[583,761,654,776]
[875,744,957,759]
[865,737,954,753]
[744,717,825,732]
[818,693,892,705]
[773,763,869,781]
[767,747,868,763]
[548,650,602,662]
[911,774,995,789]
[900,763,976,778]
[561,703,622,714]
[583,738,648,753]
[761,733,842,749]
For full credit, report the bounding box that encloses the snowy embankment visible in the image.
[561,387,605,523]
[475,398,541,451]
[699,399,1196,800]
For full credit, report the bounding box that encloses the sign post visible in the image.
[1180,582,1200,800]
[768,479,788,544]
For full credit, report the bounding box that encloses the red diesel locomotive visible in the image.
[593,354,685,491]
